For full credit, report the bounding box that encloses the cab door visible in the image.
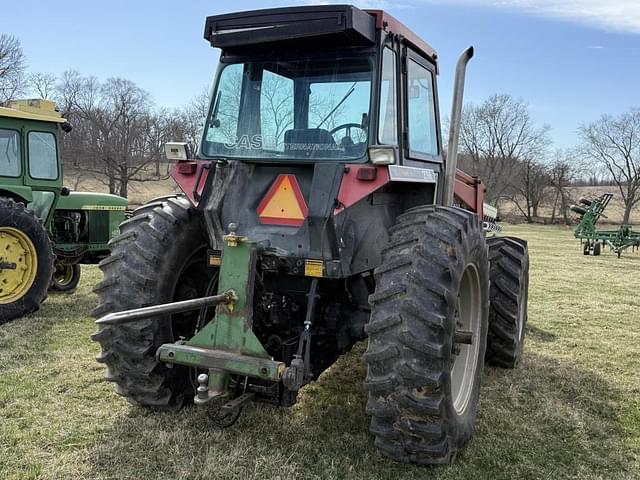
[23,123,63,225]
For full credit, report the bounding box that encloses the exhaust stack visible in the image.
[443,46,474,207]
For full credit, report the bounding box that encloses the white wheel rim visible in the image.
[451,263,482,415]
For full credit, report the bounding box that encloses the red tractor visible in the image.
[93,5,529,465]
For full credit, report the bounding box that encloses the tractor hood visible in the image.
[55,191,128,211]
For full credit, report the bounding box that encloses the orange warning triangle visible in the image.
[257,174,308,226]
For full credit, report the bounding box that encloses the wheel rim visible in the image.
[451,263,482,415]
[517,276,527,340]
[0,227,39,305]
[53,262,75,287]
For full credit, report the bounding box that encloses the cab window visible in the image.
[0,129,21,177]
[407,58,438,156]
[28,131,58,180]
[378,47,398,144]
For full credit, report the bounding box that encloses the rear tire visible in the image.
[485,237,529,368]
[91,195,215,409]
[0,197,54,323]
[365,206,489,465]
[593,241,601,256]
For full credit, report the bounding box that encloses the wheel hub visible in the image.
[0,227,38,305]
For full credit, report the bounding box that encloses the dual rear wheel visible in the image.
[365,206,529,464]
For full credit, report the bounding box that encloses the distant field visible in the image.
[1,224,638,479]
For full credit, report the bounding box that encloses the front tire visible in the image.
[91,195,215,409]
[365,206,489,465]
[0,197,54,323]
[50,262,81,292]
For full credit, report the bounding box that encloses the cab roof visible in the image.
[0,99,67,124]
[204,4,437,61]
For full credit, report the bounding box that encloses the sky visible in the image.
[4,0,639,148]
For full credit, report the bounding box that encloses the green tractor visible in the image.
[92,5,530,465]
[0,99,127,322]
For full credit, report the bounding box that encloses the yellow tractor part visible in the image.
[0,227,38,304]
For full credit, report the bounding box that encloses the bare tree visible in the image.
[56,72,177,197]
[0,34,26,102]
[509,158,551,222]
[28,72,57,99]
[458,94,550,205]
[579,108,640,224]
[181,88,210,156]
[548,149,578,224]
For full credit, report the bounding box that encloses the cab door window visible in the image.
[407,58,438,157]
[28,131,59,180]
[0,129,21,177]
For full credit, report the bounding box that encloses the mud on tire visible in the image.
[91,195,215,409]
[485,236,529,368]
[364,206,489,465]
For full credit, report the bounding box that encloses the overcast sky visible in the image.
[4,0,639,147]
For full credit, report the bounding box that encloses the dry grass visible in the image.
[1,224,639,479]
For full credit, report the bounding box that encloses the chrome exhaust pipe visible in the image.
[442,46,474,207]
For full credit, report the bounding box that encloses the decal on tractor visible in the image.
[256,174,308,226]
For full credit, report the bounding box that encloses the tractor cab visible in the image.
[200,6,443,174]
[0,99,68,224]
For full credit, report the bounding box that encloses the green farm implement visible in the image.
[92,5,530,465]
[572,193,640,257]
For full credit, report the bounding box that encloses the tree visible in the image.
[458,94,550,205]
[509,158,551,223]
[0,34,26,102]
[579,109,640,224]
[56,71,178,197]
[28,72,57,99]
[181,88,210,157]
[548,149,578,224]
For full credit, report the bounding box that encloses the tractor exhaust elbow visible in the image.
[443,46,474,207]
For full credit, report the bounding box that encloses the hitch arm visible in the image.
[95,291,237,325]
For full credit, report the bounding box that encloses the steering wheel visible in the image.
[329,123,367,146]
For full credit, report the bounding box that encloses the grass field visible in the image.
[1,224,639,480]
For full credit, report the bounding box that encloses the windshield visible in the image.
[201,55,373,161]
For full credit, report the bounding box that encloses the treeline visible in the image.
[456,95,640,224]
[0,34,207,197]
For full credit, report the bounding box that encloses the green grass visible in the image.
[1,224,639,479]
